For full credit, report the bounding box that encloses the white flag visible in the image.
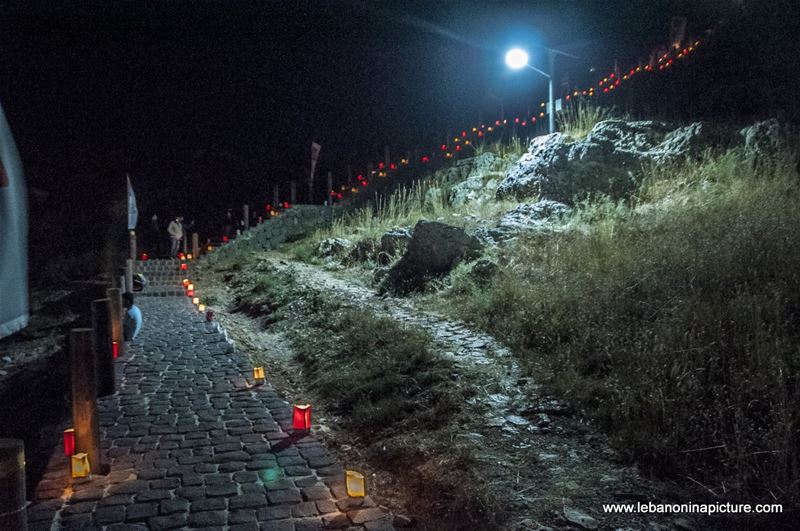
[0,101,29,338]
[127,174,138,230]
[310,142,321,182]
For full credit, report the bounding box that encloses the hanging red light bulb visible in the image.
[440,144,447,151]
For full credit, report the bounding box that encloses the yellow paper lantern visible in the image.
[346,470,366,497]
[198,304,206,312]
[187,283,194,292]
[71,453,90,478]
[187,253,193,260]
[192,297,200,305]
[253,367,265,380]
[207,244,214,252]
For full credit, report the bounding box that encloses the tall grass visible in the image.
[556,101,622,139]
[449,149,800,505]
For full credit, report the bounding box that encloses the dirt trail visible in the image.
[259,254,692,531]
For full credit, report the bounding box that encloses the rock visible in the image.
[505,415,530,426]
[380,221,483,294]
[497,120,736,203]
[372,265,391,286]
[379,228,412,262]
[563,507,598,529]
[345,238,376,264]
[424,186,445,210]
[317,238,351,259]
[393,514,415,527]
[740,118,792,161]
[449,153,503,206]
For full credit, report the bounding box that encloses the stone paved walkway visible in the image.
[26,270,394,531]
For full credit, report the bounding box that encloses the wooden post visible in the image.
[182,232,188,254]
[290,181,296,205]
[273,184,280,207]
[92,299,115,397]
[70,329,106,476]
[106,288,124,362]
[125,259,133,293]
[192,233,199,258]
[243,204,250,230]
[0,439,27,531]
[327,171,333,207]
[129,230,137,262]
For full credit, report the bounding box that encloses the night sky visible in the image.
[1,0,797,238]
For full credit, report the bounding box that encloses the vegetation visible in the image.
[556,101,621,140]
[445,148,800,505]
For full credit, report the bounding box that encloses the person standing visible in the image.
[167,215,183,257]
[122,292,142,341]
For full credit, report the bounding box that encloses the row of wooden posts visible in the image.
[0,273,128,531]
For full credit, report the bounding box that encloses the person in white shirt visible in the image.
[167,216,183,257]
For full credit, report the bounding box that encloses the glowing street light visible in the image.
[505,48,529,70]
[505,45,576,134]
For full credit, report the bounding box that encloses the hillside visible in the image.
[194,116,799,530]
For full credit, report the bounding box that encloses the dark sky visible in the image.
[1,0,797,220]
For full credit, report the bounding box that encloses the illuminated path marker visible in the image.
[26,258,395,530]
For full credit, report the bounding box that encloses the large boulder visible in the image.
[317,238,351,259]
[497,120,735,203]
[380,221,483,294]
[475,200,570,244]
[449,153,506,206]
[740,119,793,161]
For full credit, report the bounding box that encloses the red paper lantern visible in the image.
[361,180,368,186]
[293,404,312,431]
[477,130,484,137]
[356,174,363,181]
[112,341,119,360]
[455,145,461,151]
[421,156,429,163]
[440,144,446,151]
[378,162,385,169]
[140,252,148,261]
[187,289,194,297]
[63,428,75,456]
[180,263,188,271]
[223,235,229,243]
[514,117,520,123]
[389,163,396,170]
[461,130,467,137]
[178,252,185,260]
[337,193,342,199]
[284,202,290,209]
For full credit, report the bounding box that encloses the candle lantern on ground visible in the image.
[182,278,190,287]
[63,428,75,456]
[180,262,188,271]
[198,304,206,312]
[346,470,366,498]
[292,404,311,431]
[253,367,265,382]
[192,297,200,305]
[71,453,90,478]
[112,341,119,360]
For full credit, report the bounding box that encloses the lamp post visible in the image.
[506,46,575,134]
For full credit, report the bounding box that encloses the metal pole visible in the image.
[290,181,296,205]
[548,50,556,134]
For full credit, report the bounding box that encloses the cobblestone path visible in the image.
[26,269,394,531]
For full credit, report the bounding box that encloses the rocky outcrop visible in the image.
[471,200,570,244]
[450,153,505,206]
[317,238,351,259]
[380,221,482,294]
[497,120,736,203]
[740,118,793,161]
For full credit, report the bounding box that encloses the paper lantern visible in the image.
[253,367,265,380]
[182,278,190,287]
[112,341,119,360]
[198,304,206,312]
[495,120,500,126]
[178,252,185,260]
[192,297,200,305]
[187,289,194,297]
[206,310,214,322]
[187,283,194,292]
[71,453,90,478]
[207,244,213,251]
[187,253,193,260]
[63,428,75,456]
[140,252,148,261]
[283,202,290,209]
[346,470,366,498]
[223,236,229,243]
[514,117,520,123]
[292,404,311,431]
[180,263,188,271]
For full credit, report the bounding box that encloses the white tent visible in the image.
[0,101,28,338]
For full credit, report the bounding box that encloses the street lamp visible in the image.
[505,47,556,134]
